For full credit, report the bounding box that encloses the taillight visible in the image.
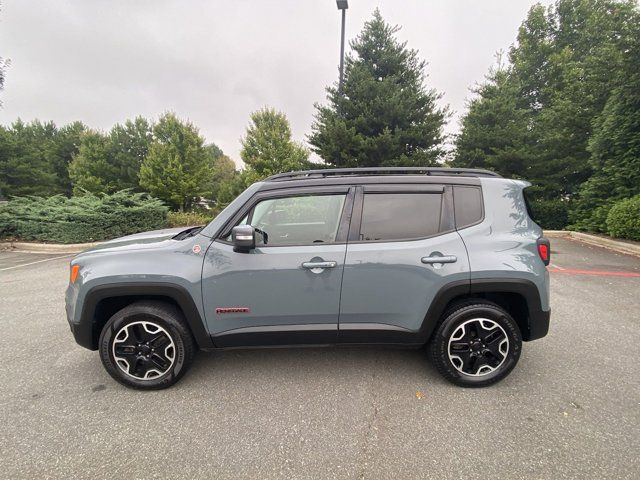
[537,237,550,266]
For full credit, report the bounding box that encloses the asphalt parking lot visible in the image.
[1,238,639,479]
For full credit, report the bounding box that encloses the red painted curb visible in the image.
[548,267,640,278]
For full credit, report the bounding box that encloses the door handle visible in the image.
[421,255,457,264]
[302,261,337,269]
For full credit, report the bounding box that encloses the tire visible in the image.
[99,300,195,390]
[428,300,522,388]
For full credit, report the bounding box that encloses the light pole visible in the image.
[336,0,348,91]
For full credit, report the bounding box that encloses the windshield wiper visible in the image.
[173,226,204,240]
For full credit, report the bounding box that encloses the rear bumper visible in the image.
[527,308,550,341]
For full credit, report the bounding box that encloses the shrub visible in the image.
[166,210,216,228]
[529,199,570,230]
[0,191,167,243]
[569,202,612,233]
[606,195,640,241]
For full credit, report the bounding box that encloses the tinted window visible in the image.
[522,186,539,225]
[245,194,346,246]
[359,193,442,241]
[454,186,482,228]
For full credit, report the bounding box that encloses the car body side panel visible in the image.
[338,230,470,333]
[458,178,550,311]
[201,241,346,337]
[66,233,209,330]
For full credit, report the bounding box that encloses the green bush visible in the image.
[0,191,168,243]
[166,210,216,228]
[569,202,612,233]
[606,195,640,241]
[529,199,570,230]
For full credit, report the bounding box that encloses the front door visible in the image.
[202,187,353,347]
[338,185,470,343]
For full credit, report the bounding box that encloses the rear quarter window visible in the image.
[522,187,538,224]
[453,186,483,229]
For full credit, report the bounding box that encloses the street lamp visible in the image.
[336,0,348,91]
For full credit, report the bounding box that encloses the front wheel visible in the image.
[99,301,195,390]
[428,301,522,387]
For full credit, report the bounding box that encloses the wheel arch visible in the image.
[420,278,549,343]
[76,283,213,351]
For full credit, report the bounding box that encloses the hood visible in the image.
[75,226,195,256]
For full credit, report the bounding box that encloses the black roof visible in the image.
[264,167,501,182]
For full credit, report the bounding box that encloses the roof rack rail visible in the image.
[264,167,501,182]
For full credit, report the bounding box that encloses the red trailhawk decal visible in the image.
[215,307,250,314]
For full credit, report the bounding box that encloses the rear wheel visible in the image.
[99,301,195,390]
[428,301,522,387]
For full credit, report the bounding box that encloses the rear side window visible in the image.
[454,186,483,229]
[359,193,442,241]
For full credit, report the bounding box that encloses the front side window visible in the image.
[359,193,442,241]
[243,194,346,246]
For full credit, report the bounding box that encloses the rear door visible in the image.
[338,184,470,343]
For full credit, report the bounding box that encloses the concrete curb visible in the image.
[545,230,640,257]
[0,241,100,254]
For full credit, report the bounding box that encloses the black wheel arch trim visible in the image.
[419,277,549,343]
[73,283,213,351]
[470,278,549,341]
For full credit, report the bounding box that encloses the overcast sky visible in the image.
[0,0,553,166]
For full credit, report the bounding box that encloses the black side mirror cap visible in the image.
[232,225,255,252]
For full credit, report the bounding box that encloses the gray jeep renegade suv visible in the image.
[65,167,551,389]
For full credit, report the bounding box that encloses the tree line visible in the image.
[1,0,639,233]
[0,109,310,212]
[452,0,640,231]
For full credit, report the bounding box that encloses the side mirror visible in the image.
[232,225,255,252]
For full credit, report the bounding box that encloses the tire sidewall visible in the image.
[433,304,522,387]
[99,309,188,390]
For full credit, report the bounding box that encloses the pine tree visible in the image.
[452,62,534,179]
[454,0,640,230]
[0,120,59,197]
[571,18,640,231]
[309,9,447,167]
[109,117,153,190]
[68,130,117,194]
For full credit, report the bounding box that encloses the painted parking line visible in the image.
[548,267,640,278]
[0,254,72,272]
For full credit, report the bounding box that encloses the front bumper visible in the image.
[65,283,97,350]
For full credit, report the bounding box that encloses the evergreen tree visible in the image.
[109,117,153,191]
[68,130,117,194]
[309,9,447,167]
[571,18,640,231]
[210,154,237,203]
[48,121,86,195]
[452,62,534,179]
[240,107,309,176]
[0,120,59,196]
[454,0,639,229]
[205,143,224,160]
[69,118,151,194]
[139,113,212,211]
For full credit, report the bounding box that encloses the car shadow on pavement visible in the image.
[180,346,449,389]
